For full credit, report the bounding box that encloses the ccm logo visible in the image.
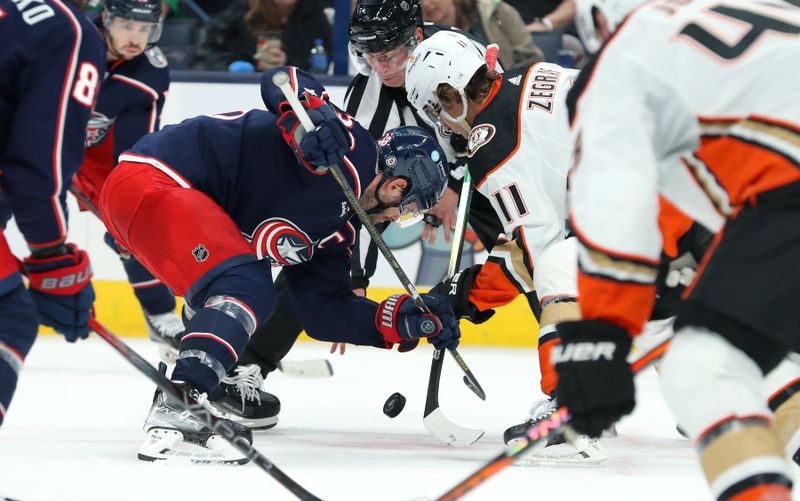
[552,342,616,363]
[39,270,91,290]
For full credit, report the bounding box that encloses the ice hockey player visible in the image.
[234,0,539,393]
[70,0,181,360]
[0,0,104,425]
[405,30,607,463]
[99,66,457,463]
[559,0,800,498]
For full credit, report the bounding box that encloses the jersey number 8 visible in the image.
[72,62,100,108]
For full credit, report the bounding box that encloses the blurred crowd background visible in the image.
[82,0,586,73]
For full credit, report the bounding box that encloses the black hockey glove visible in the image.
[375,293,460,351]
[429,264,495,324]
[277,93,351,173]
[553,320,634,438]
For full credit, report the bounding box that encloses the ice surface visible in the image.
[1,337,789,501]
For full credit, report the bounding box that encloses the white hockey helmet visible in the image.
[405,31,487,132]
[575,0,649,54]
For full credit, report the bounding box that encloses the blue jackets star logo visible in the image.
[250,218,316,267]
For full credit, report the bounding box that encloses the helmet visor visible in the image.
[421,102,443,127]
[106,15,163,47]
[395,198,426,228]
[363,37,417,82]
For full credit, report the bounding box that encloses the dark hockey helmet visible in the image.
[349,0,422,55]
[103,0,163,45]
[377,126,448,227]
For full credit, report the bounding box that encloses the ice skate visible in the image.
[138,375,253,464]
[208,364,280,430]
[503,398,608,466]
[144,310,184,363]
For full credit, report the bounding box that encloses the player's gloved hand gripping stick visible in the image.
[272,71,485,402]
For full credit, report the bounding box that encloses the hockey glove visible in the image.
[277,93,351,174]
[553,320,634,438]
[23,243,95,342]
[429,264,495,324]
[376,293,460,352]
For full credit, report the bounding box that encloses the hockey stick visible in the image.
[431,353,663,501]
[272,71,485,401]
[423,43,499,446]
[423,174,483,445]
[88,318,324,501]
[68,185,334,378]
[423,167,485,447]
[277,359,334,378]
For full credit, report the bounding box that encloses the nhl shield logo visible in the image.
[192,244,209,263]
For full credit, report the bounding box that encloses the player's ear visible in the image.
[415,27,424,44]
[380,177,409,200]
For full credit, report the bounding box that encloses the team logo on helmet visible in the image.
[192,244,209,263]
[251,218,316,267]
[467,124,496,158]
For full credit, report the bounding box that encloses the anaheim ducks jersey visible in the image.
[465,63,578,310]
[567,0,800,335]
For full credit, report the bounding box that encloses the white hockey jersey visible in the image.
[568,0,800,334]
[464,62,579,310]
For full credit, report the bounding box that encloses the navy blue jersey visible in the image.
[122,67,387,347]
[0,0,104,249]
[84,43,170,170]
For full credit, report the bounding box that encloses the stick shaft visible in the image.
[89,319,324,501]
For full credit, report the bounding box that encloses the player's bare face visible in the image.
[108,18,152,59]
[365,47,410,88]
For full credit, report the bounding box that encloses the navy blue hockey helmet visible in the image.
[377,126,448,227]
[349,0,422,55]
[103,0,163,45]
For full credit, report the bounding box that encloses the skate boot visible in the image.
[144,310,184,363]
[208,364,280,430]
[138,373,253,464]
[503,398,608,465]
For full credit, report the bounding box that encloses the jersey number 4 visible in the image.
[680,4,800,60]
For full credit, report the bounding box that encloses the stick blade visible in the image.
[423,408,485,447]
[277,359,334,378]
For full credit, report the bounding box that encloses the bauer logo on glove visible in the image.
[551,341,617,363]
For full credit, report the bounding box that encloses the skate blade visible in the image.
[207,403,279,431]
[137,428,251,465]
[230,415,278,431]
[515,438,608,467]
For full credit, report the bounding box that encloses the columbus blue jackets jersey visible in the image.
[83,40,169,175]
[0,0,104,248]
[119,67,387,347]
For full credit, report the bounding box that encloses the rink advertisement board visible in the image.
[3,74,537,347]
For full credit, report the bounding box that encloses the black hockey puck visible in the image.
[383,392,406,418]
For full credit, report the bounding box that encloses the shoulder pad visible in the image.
[145,46,169,69]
